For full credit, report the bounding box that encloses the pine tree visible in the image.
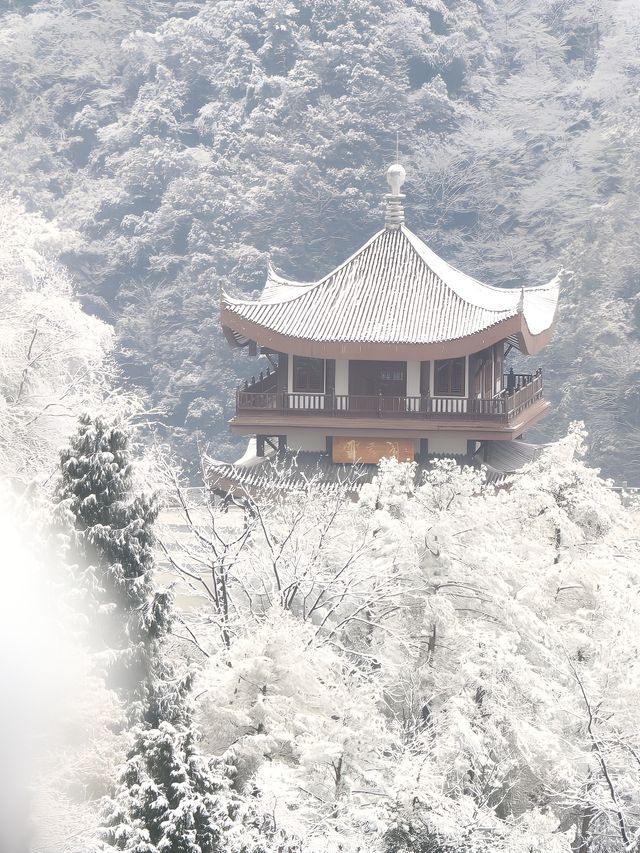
[56,414,241,852]
[98,723,233,853]
[56,412,172,725]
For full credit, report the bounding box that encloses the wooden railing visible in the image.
[236,371,544,422]
[241,367,278,395]
[505,370,543,419]
[504,371,536,391]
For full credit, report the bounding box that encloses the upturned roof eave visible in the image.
[220,306,556,359]
[219,225,560,351]
[221,228,560,320]
[221,228,388,309]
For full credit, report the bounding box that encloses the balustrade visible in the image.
[236,370,543,422]
[241,365,278,394]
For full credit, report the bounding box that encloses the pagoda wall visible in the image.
[427,434,468,455]
[285,429,328,453]
[282,428,466,456]
[335,359,349,396]
[283,429,468,456]
[406,361,421,397]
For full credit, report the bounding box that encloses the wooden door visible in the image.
[348,360,407,412]
[471,348,492,398]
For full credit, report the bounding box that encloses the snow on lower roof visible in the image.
[483,439,544,472]
[221,226,559,347]
[207,443,543,499]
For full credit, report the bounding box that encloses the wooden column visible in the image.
[494,341,505,394]
[277,353,289,392]
[325,359,336,394]
[419,361,430,396]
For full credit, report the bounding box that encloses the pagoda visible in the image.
[216,163,559,485]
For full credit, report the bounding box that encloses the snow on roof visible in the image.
[259,263,316,304]
[221,226,559,347]
[483,439,544,473]
[207,441,545,498]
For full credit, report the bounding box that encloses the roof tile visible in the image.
[222,227,559,345]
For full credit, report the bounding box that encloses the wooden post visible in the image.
[277,353,288,393]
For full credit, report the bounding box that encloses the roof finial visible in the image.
[385,154,406,230]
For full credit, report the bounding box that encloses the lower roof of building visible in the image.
[206,439,543,500]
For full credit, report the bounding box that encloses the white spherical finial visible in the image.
[386,163,406,196]
[384,163,406,229]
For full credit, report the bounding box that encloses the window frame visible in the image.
[292,355,325,393]
[434,357,466,397]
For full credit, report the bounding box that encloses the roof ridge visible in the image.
[266,261,315,288]
[400,226,518,311]
[223,228,388,308]
[402,225,560,302]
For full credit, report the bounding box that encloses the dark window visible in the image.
[292,356,325,392]
[348,361,406,396]
[379,367,405,381]
[434,358,465,396]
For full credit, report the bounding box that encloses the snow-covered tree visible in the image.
[53,416,262,853]
[97,722,233,853]
[55,413,173,723]
[0,198,113,482]
[169,427,640,852]
[196,607,396,849]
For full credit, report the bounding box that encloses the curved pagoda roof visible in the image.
[221,167,559,360]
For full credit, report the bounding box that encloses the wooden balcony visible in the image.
[236,372,544,424]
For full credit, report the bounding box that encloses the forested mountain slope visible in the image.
[1,0,638,478]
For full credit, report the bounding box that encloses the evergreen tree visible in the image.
[56,412,172,725]
[56,414,241,852]
[98,723,233,853]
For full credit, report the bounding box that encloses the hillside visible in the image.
[1,0,638,477]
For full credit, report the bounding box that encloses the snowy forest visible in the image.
[1,1,640,852]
